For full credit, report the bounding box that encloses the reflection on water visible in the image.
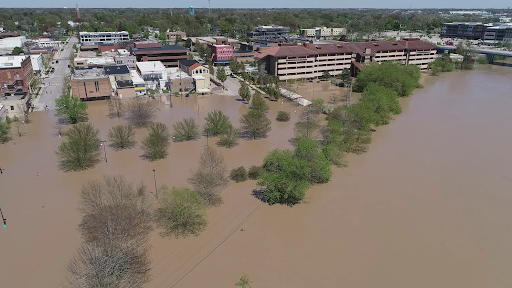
[1,67,512,288]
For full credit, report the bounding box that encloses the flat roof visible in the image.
[0,55,27,69]
[136,61,166,72]
[75,57,115,66]
[130,70,144,84]
[71,68,108,80]
[79,31,129,35]
[104,65,130,75]
[167,67,192,80]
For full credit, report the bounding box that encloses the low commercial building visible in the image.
[0,92,30,117]
[70,68,112,100]
[0,55,34,95]
[0,54,42,74]
[178,60,211,93]
[136,61,168,90]
[31,36,62,48]
[28,54,43,74]
[167,68,194,94]
[166,31,187,42]
[441,22,486,39]
[130,70,146,96]
[483,24,512,42]
[79,31,130,45]
[209,44,233,64]
[74,57,116,69]
[188,36,241,46]
[133,43,188,67]
[300,27,346,40]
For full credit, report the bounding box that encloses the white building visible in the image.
[0,36,27,51]
[130,70,146,96]
[136,61,167,90]
[31,38,62,48]
[300,27,346,40]
[79,31,130,45]
[29,54,43,73]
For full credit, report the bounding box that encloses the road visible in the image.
[34,36,78,111]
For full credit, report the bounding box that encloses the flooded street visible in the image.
[2,67,512,287]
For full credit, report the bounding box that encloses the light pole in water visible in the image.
[100,140,107,162]
[0,207,6,228]
[152,169,158,198]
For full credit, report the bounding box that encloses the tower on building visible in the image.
[189,6,194,16]
[76,4,80,19]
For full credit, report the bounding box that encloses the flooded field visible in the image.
[1,66,512,287]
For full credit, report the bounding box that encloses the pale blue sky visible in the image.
[1,0,510,9]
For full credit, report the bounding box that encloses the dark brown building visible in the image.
[0,55,34,96]
[132,43,188,67]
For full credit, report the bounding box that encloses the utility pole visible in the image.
[152,169,158,198]
[100,140,107,162]
[209,0,211,18]
[1,207,6,228]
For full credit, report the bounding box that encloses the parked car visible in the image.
[55,60,59,63]
[51,68,55,73]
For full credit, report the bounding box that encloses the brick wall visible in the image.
[71,78,112,100]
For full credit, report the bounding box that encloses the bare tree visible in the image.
[294,104,321,140]
[67,241,151,288]
[78,175,153,245]
[107,96,124,118]
[126,97,156,127]
[188,147,228,206]
[12,116,25,137]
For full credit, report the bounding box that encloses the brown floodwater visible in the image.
[1,66,512,287]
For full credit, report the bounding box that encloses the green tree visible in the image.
[229,57,241,74]
[258,149,311,205]
[235,274,253,288]
[0,117,11,143]
[108,125,136,150]
[353,61,421,97]
[294,104,321,140]
[126,97,156,128]
[294,138,332,184]
[455,40,475,70]
[276,111,291,122]
[322,70,331,79]
[56,123,101,172]
[11,47,23,55]
[238,81,251,101]
[55,95,89,124]
[203,110,231,136]
[141,122,171,161]
[155,186,207,238]
[360,83,401,126]
[230,166,248,182]
[250,92,268,112]
[217,124,240,148]
[240,110,272,139]
[173,117,200,141]
[185,38,193,49]
[217,66,227,88]
[247,166,263,180]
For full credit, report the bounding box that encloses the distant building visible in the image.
[30,35,62,48]
[136,61,168,90]
[440,22,486,39]
[70,68,112,101]
[0,33,27,52]
[79,31,130,45]
[132,43,188,67]
[114,55,137,69]
[483,24,512,42]
[300,27,346,40]
[209,44,234,64]
[166,31,186,43]
[247,25,290,40]
[189,6,194,16]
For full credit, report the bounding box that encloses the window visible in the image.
[10,106,14,110]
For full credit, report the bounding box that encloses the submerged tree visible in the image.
[55,95,89,124]
[188,147,228,206]
[126,97,156,127]
[240,110,271,139]
[141,122,171,161]
[107,96,124,118]
[204,110,232,136]
[173,117,200,141]
[55,123,101,172]
[217,124,240,148]
[155,186,207,238]
[108,125,136,150]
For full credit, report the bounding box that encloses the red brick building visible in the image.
[0,55,34,95]
[209,44,234,64]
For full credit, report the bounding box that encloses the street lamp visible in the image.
[100,140,107,162]
[0,207,6,228]
[152,169,158,198]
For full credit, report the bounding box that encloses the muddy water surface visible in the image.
[1,67,512,287]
